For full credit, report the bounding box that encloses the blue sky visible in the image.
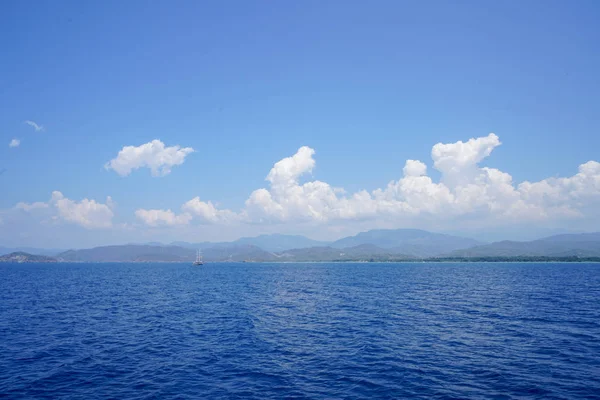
[1,0,599,248]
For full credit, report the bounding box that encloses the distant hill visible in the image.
[447,233,600,258]
[0,247,65,257]
[276,244,415,262]
[0,252,57,263]
[58,245,195,262]
[202,244,277,262]
[230,234,329,252]
[277,246,343,262]
[57,244,277,262]
[132,230,481,258]
[13,230,598,263]
[172,234,329,252]
[536,232,600,243]
[331,229,482,257]
[53,242,413,263]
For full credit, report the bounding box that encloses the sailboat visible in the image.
[193,249,203,266]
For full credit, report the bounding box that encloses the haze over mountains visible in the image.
[448,233,600,258]
[58,229,484,262]
[3,229,599,263]
[172,234,328,253]
[330,229,482,257]
[0,247,66,257]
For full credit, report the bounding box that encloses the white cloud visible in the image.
[50,191,114,228]
[15,201,49,211]
[431,133,501,188]
[266,146,316,187]
[3,134,598,245]
[24,120,44,132]
[141,133,600,230]
[105,139,195,177]
[182,197,239,223]
[135,209,192,227]
[9,139,20,148]
[403,160,428,177]
[135,197,238,227]
[517,161,600,218]
[11,192,115,229]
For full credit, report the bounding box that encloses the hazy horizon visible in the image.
[2,1,599,248]
[2,226,598,252]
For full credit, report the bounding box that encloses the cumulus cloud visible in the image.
[24,120,44,132]
[182,197,238,223]
[403,160,428,177]
[517,161,600,218]
[266,146,316,187]
[432,133,501,187]
[134,209,192,227]
[9,139,20,148]
[134,133,600,230]
[244,146,329,222]
[12,192,115,229]
[105,139,195,177]
[50,191,115,228]
[135,197,238,227]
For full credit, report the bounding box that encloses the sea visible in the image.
[1,262,599,399]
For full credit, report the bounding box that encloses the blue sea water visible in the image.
[1,262,599,399]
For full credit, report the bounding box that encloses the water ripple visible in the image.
[1,262,599,399]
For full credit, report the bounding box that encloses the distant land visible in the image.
[330,229,482,257]
[0,246,66,257]
[447,232,600,258]
[1,229,599,263]
[173,233,329,253]
[0,252,57,263]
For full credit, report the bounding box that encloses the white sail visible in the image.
[193,249,203,265]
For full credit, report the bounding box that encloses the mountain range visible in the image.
[330,229,482,257]
[172,234,328,253]
[1,230,599,262]
[447,232,600,258]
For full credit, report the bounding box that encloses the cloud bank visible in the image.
[105,139,194,177]
[9,133,600,239]
[135,133,600,229]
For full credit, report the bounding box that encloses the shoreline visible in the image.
[3,260,600,264]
